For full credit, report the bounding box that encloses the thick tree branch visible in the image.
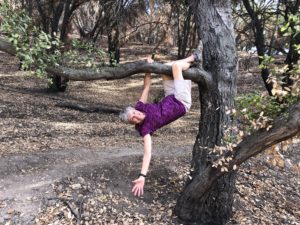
[0,37,212,86]
[233,102,300,165]
[180,100,300,200]
[45,62,211,84]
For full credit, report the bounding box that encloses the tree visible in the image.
[33,0,87,42]
[165,0,198,59]
[235,0,300,96]
[175,1,300,223]
[241,0,277,95]
[174,1,238,223]
[281,0,300,87]
[16,0,88,91]
[99,0,147,64]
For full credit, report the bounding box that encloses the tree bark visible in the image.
[60,0,83,43]
[175,1,238,224]
[242,0,273,96]
[178,5,192,59]
[51,1,64,36]
[283,0,300,86]
[107,26,120,64]
[35,0,50,33]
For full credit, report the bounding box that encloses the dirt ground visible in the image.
[0,48,299,225]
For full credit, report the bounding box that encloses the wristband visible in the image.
[139,173,147,178]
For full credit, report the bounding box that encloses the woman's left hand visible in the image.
[132,176,145,197]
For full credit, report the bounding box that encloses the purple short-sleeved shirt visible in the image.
[135,95,186,137]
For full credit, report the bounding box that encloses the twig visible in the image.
[63,200,80,220]
[77,197,85,225]
[47,197,81,221]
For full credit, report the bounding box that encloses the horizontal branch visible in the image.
[182,100,300,200]
[46,62,211,84]
[0,37,212,86]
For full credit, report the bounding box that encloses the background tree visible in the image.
[281,0,300,87]
[234,0,300,95]
[32,0,87,42]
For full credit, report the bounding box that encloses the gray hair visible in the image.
[119,106,135,123]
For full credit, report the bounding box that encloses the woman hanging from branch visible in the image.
[119,51,201,196]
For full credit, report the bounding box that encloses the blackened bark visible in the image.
[178,6,192,59]
[51,2,64,36]
[108,26,120,64]
[48,75,69,92]
[60,0,73,42]
[24,0,33,16]
[35,0,50,33]
[172,101,300,220]
[283,0,300,87]
[175,1,238,224]
[242,0,273,96]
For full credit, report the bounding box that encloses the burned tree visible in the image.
[174,0,238,223]
[174,1,300,224]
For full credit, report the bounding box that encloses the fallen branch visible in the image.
[0,37,16,55]
[63,200,80,221]
[47,197,83,224]
[56,102,121,114]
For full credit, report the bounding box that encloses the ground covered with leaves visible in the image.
[0,49,299,225]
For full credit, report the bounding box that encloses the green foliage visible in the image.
[258,55,275,70]
[0,1,116,79]
[62,39,112,69]
[235,15,299,133]
[236,93,281,128]
[280,14,300,37]
[237,68,299,134]
[0,1,61,78]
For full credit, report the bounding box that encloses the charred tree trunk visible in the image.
[60,0,81,43]
[23,0,33,16]
[35,0,50,34]
[107,26,120,64]
[175,1,238,224]
[51,1,64,36]
[242,0,273,96]
[178,6,192,59]
[48,75,69,92]
[282,0,300,87]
